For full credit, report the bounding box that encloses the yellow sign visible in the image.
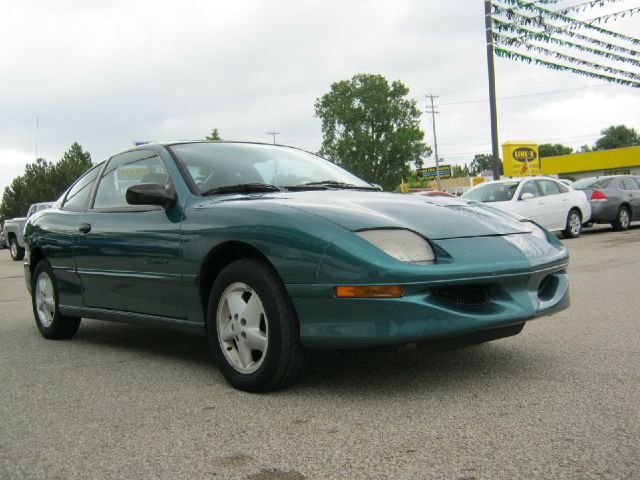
[472,177,486,186]
[502,141,540,177]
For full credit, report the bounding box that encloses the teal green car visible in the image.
[24,142,570,392]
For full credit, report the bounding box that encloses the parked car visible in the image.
[24,142,570,392]
[3,202,53,260]
[0,224,6,249]
[572,175,640,230]
[462,177,591,238]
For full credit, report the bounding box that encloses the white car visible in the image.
[462,177,591,238]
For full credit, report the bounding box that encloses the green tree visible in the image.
[593,125,640,151]
[51,142,93,194]
[0,143,92,220]
[469,154,502,177]
[452,164,470,178]
[538,143,573,158]
[579,144,592,153]
[205,128,222,141]
[314,74,431,190]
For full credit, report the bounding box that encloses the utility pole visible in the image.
[267,131,280,144]
[484,0,501,180]
[425,95,441,190]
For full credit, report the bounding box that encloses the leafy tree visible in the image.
[452,164,470,178]
[469,154,502,177]
[593,125,640,151]
[0,143,92,220]
[538,143,572,158]
[51,142,93,194]
[579,144,592,153]
[205,128,222,141]
[314,74,431,190]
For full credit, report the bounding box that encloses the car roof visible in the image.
[477,176,561,185]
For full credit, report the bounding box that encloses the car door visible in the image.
[535,179,565,230]
[72,149,187,319]
[511,180,548,226]
[621,177,640,220]
[42,164,104,309]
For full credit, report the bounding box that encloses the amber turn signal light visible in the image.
[335,285,404,298]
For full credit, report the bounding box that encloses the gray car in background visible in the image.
[572,175,640,230]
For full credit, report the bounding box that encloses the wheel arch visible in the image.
[199,241,280,328]
[28,246,48,277]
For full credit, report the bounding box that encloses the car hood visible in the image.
[209,190,531,240]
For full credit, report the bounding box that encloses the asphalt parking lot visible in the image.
[1,225,638,480]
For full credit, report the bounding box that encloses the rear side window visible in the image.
[621,177,640,190]
[63,165,102,210]
[537,180,561,196]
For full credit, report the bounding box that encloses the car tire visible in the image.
[562,209,582,239]
[31,260,81,339]
[9,238,25,261]
[611,205,630,231]
[207,258,307,392]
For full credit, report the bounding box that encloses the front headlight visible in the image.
[522,221,548,242]
[355,229,435,264]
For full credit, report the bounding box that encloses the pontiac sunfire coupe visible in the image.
[24,142,570,391]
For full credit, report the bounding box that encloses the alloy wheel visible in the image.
[35,271,56,328]
[619,209,630,229]
[569,212,581,236]
[216,282,269,374]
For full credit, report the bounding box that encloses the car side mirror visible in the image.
[126,183,176,208]
[520,192,534,200]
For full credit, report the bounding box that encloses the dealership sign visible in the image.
[417,165,452,178]
[502,142,540,177]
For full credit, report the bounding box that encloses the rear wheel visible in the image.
[612,206,630,231]
[9,237,25,261]
[562,209,582,239]
[207,259,306,392]
[31,261,81,339]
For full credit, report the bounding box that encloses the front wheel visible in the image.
[562,209,582,239]
[31,261,81,339]
[207,259,306,392]
[9,238,25,261]
[612,206,630,231]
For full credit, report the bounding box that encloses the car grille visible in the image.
[435,286,489,307]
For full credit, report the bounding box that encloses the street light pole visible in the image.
[484,0,501,180]
[426,94,441,190]
[267,131,280,144]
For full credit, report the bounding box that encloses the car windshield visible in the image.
[168,143,373,194]
[462,181,520,202]
[572,177,613,190]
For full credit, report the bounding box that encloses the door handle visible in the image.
[78,223,92,234]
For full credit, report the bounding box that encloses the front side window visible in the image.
[537,180,561,196]
[63,164,102,210]
[93,151,169,209]
[520,181,540,199]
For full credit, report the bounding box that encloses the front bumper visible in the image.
[288,232,570,349]
[289,264,569,349]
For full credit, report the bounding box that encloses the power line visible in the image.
[438,84,603,106]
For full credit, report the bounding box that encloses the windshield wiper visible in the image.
[286,180,381,191]
[202,183,281,195]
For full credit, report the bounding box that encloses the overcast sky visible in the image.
[1,0,639,196]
